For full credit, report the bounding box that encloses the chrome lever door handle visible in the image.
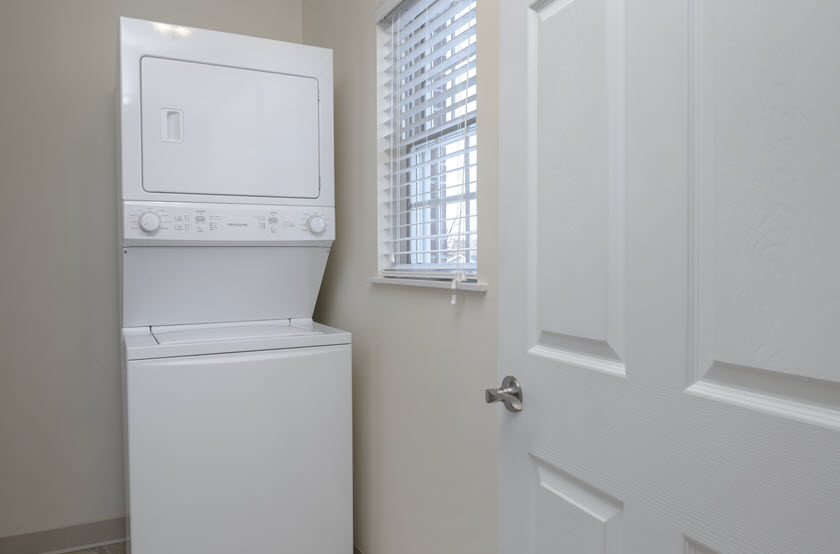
[485,376,523,413]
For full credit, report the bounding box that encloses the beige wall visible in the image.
[0,0,302,539]
[303,1,499,553]
[0,0,498,548]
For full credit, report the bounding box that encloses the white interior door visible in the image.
[496,1,840,552]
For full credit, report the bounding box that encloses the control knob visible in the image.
[306,215,327,235]
[138,211,162,234]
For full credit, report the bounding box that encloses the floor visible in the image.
[67,543,126,554]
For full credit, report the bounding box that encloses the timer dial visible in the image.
[138,211,162,234]
[306,215,327,235]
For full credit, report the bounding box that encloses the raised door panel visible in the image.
[534,460,623,554]
[690,0,840,420]
[534,0,626,371]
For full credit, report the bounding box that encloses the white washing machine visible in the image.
[122,320,351,552]
[117,18,351,553]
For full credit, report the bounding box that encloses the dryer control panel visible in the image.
[122,201,335,245]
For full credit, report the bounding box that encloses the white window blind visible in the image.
[378,0,478,279]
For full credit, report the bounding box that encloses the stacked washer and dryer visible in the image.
[117,18,351,553]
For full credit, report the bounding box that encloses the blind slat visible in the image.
[386,186,477,205]
[387,203,477,218]
[395,27,476,95]
[382,230,477,243]
[396,78,476,126]
[382,269,477,278]
[385,127,476,165]
[383,214,477,230]
[390,247,478,256]
[386,121,476,158]
[396,77,476,127]
[386,141,476,174]
[393,6,476,67]
[390,0,470,41]
[395,16,477,81]
[384,57,476,113]
[396,106,475,146]
[386,163,477,189]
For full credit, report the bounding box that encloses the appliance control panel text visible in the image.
[123,201,335,245]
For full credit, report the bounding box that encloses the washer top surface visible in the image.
[123,318,350,360]
[152,319,320,344]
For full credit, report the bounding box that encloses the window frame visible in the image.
[375,0,481,284]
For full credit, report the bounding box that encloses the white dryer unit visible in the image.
[117,18,350,554]
[118,16,336,327]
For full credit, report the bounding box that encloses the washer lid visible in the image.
[152,319,320,345]
[123,319,351,361]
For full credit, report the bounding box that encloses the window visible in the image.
[377,0,478,280]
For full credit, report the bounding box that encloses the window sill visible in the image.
[368,276,488,293]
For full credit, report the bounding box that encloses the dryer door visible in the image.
[140,57,320,199]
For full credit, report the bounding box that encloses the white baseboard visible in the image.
[40,538,126,554]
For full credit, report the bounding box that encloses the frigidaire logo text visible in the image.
[227,223,248,227]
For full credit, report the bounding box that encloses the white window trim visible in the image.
[375,0,405,23]
[373,0,483,290]
[368,276,487,292]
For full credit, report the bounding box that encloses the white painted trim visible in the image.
[369,276,487,292]
[40,538,126,554]
[528,344,626,378]
[375,0,403,22]
[686,379,840,431]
